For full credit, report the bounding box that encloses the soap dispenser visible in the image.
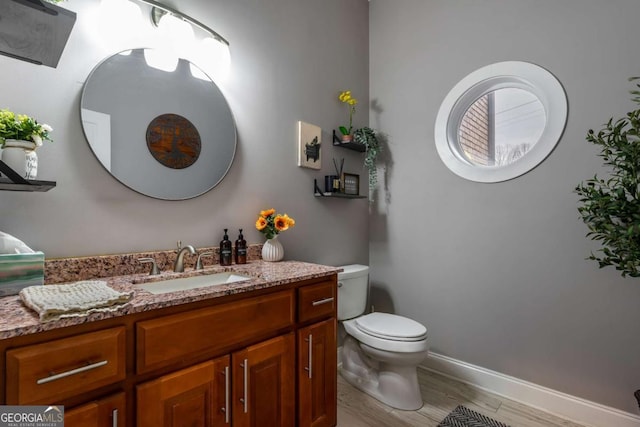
[235,229,247,264]
[220,229,232,266]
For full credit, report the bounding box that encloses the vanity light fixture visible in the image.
[136,0,230,48]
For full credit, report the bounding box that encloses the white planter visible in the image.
[1,140,37,179]
[261,236,284,262]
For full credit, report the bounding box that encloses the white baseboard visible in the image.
[422,352,640,427]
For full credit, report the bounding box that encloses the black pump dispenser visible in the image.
[220,229,232,266]
[235,229,247,264]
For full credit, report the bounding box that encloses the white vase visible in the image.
[1,140,37,180]
[262,236,284,262]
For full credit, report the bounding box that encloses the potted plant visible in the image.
[338,90,358,142]
[575,77,640,277]
[0,109,53,180]
[255,208,296,262]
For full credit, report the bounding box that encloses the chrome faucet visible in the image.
[174,241,196,273]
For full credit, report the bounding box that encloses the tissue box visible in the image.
[0,252,45,296]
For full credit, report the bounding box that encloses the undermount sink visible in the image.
[133,272,252,295]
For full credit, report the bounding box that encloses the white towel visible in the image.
[20,281,133,322]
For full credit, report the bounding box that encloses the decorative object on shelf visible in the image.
[297,121,322,170]
[332,129,366,152]
[353,126,382,197]
[0,109,53,180]
[338,90,358,140]
[1,140,38,180]
[256,208,295,262]
[333,157,344,192]
[343,173,360,196]
[575,77,640,278]
[324,175,339,193]
[313,179,366,199]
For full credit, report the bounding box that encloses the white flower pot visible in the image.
[261,236,284,262]
[1,140,37,180]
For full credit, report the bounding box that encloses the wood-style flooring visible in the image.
[337,367,587,427]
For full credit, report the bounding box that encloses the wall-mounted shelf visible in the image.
[332,130,366,152]
[313,179,365,199]
[0,160,56,192]
[314,192,366,199]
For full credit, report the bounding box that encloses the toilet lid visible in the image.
[355,312,427,341]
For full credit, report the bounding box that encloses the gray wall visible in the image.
[0,0,369,266]
[369,0,640,414]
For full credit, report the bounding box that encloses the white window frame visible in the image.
[434,61,568,183]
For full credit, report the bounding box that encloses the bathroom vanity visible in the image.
[0,259,339,427]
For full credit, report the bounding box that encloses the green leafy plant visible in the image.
[353,126,382,196]
[0,109,53,148]
[575,77,640,277]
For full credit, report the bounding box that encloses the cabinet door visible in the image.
[137,356,230,427]
[232,333,295,427]
[65,392,125,427]
[298,319,337,427]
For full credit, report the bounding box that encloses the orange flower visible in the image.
[283,214,295,228]
[274,215,289,231]
[260,208,276,218]
[255,216,267,231]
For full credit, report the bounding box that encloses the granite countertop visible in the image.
[0,260,342,340]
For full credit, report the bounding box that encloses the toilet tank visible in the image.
[337,264,369,320]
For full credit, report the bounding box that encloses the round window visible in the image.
[435,62,567,182]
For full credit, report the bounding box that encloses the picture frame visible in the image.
[297,121,322,170]
[343,173,359,195]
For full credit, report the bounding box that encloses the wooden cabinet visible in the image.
[232,333,295,427]
[298,281,336,324]
[5,327,126,405]
[137,334,295,427]
[1,274,337,427]
[136,291,294,374]
[137,359,221,427]
[298,320,337,427]
[65,392,126,427]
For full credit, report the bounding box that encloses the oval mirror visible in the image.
[80,48,236,200]
[435,61,567,183]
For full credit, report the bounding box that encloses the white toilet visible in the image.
[338,264,428,410]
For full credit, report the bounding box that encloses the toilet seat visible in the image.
[343,313,428,353]
[355,312,427,341]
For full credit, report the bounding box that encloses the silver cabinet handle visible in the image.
[222,365,230,424]
[312,297,334,306]
[304,335,313,379]
[239,359,248,413]
[36,360,108,385]
[112,409,118,427]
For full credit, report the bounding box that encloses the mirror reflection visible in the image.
[81,48,236,200]
[457,88,546,167]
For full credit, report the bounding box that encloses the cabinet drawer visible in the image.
[298,280,336,323]
[137,290,294,373]
[6,327,126,405]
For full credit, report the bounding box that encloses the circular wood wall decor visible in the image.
[146,114,201,169]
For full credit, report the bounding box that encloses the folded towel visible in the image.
[20,281,133,322]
